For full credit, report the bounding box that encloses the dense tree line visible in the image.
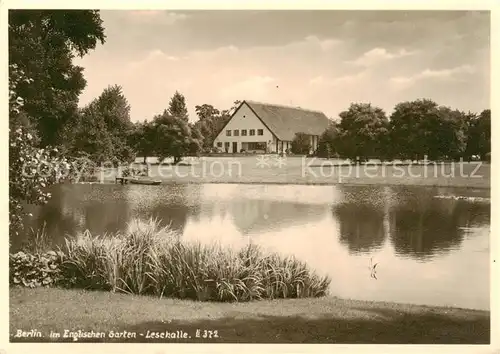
[131,99,237,163]
[315,100,490,162]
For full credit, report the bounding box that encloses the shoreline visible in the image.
[85,178,492,190]
[82,158,491,189]
[10,287,490,344]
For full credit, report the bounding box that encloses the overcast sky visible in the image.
[75,10,490,122]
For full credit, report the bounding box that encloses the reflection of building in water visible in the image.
[226,199,328,236]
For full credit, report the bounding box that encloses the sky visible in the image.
[75,10,490,122]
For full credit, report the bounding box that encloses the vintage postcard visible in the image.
[3,1,498,353]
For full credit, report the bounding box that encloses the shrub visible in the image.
[59,218,331,301]
[291,133,311,155]
[121,165,148,178]
[10,251,65,288]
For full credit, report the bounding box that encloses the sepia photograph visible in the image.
[7,6,494,347]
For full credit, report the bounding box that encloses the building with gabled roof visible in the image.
[213,100,331,154]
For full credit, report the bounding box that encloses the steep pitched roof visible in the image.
[244,100,332,141]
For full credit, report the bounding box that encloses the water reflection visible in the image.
[16,184,490,260]
[124,184,201,234]
[333,203,386,254]
[13,183,490,310]
[229,199,328,235]
[388,190,490,261]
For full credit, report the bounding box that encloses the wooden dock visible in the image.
[115,176,161,186]
[115,177,131,184]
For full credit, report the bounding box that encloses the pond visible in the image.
[14,183,490,310]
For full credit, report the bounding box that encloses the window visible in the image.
[247,142,266,151]
[249,129,255,136]
[242,129,247,136]
[226,130,231,136]
[217,142,222,147]
[257,129,264,136]
[233,130,239,136]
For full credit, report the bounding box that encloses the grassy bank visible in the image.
[98,157,490,188]
[10,286,490,344]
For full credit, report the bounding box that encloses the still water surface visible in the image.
[16,183,490,310]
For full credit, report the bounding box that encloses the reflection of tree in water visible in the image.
[331,185,395,255]
[229,199,327,235]
[388,193,489,260]
[14,185,80,250]
[81,198,132,236]
[143,203,193,234]
[332,203,386,254]
[12,184,204,250]
[455,201,490,229]
[330,185,490,260]
[127,184,202,235]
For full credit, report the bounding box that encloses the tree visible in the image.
[316,122,340,158]
[167,91,189,122]
[153,111,197,164]
[390,99,470,161]
[189,125,204,156]
[65,85,133,164]
[429,107,468,161]
[8,10,105,240]
[9,68,75,237]
[192,103,231,151]
[336,103,389,161]
[195,104,220,121]
[66,105,115,163]
[466,109,490,161]
[291,133,311,155]
[131,120,156,164]
[390,99,439,161]
[9,10,105,147]
[94,85,134,162]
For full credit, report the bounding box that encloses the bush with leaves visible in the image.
[121,165,149,178]
[10,250,65,288]
[9,126,72,237]
[291,133,312,155]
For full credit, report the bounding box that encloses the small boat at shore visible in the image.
[129,178,161,185]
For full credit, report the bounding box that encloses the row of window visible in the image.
[216,142,267,150]
[226,129,263,137]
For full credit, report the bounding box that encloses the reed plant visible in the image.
[61,217,330,302]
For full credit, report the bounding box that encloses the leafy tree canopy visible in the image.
[9,10,106,147]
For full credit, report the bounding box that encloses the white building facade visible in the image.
[213,101,328,154]
[213,103,276,154]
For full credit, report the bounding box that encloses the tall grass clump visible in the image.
[61,217,331,302]
[22,222,52,254]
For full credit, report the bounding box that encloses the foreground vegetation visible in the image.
[10,286,490,343]
[10,218,330,302]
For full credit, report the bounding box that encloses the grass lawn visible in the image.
[10,287,490,344]
[97,157,490,188]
